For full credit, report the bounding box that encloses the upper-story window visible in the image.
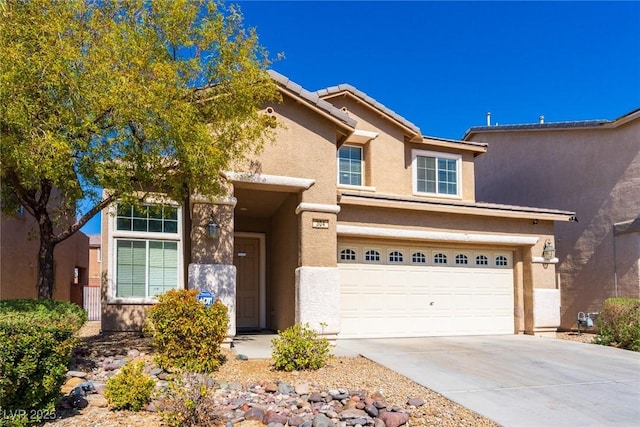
[337,145,362,186]
[413,150,461,197]
[117,205,178,233]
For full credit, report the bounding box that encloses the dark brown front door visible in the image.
[234,237,260,329]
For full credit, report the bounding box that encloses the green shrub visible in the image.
[105,362,155,411]
[271,323,331,371]
[0,299,87,425]
[595,297,640,351]
[144,289,229,373]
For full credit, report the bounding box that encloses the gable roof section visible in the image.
[315,83,422,140]
[462,107,640,140]
[268,70,356,131]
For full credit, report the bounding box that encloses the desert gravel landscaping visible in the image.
[45,323,597,426]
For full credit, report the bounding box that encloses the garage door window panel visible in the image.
[433,252,448,265]
[411,252,427,264]
[455,253,469,266]
[339,248,357,262]
[388,250,404,263]
[475,254,489,267]
[495,255,509,267]
[365,249,381,263]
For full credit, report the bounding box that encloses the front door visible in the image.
[234,237,261,330]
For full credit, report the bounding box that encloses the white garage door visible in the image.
[338,246,514,338]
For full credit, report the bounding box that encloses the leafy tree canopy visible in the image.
[0,0,280,297]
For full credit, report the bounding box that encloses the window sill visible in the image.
[412,192,462,200]
[338,184,376,192]
[107,297,158,305]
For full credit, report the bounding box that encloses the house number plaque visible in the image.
[312,219,329,229]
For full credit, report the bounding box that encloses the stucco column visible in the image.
[187,195,237,344]
[522,246,535,335]
[294,203,341,338]
[513,248,526,334]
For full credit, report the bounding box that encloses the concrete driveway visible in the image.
[335,335,640,427]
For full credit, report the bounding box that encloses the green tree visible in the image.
[0,0,279,298]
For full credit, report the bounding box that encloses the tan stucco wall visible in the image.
[267,193,299,331]
[323,97,477,202]
[472,119,640,329]
[0,212,89,301]
[88,245,101,287]
[190,202,234,265]
[256,96,338,205]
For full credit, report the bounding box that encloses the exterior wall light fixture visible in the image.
[542,239,556,262]
[207,218,221,239]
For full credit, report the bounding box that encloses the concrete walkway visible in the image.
[233,334,640,427]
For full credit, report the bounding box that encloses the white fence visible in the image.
[83,286,101,321]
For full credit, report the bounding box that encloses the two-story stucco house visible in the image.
[464,109,640,330]
[101,71,576,340]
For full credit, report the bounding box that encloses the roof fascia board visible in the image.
[420,137,487,154]
[339,194,575,222]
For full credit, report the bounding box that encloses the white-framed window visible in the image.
[110,202,182,302]
[495,255,509,267]
[388,250,404,263]
[364,249,381,263]
[97,248,102,263]
[340,248,357,261]
[337,145,363,186]
[413,150,461,197]
[115,239,178,298]
[455,253,469,265]
[475,254,489,266]
[411,251,427,264]
[433,252,448,264]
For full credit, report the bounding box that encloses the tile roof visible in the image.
[268,70,357,129]
[462,107,640,140]
[314,84,421,135]
[339,191,576,219]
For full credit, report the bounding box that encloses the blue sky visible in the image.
[80,1,640,235]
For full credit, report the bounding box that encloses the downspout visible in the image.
[613,224,619,297]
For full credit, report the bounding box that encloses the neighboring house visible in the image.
[0,207,89,303]
[102,71,575,341]
[464,109,640,330]
[88,234,102,287]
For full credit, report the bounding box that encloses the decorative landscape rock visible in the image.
[61,341,418,427]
